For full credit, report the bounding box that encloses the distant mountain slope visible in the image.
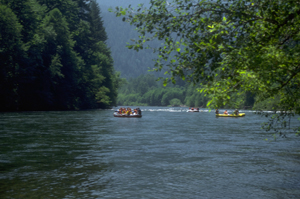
[98,1,163,79]
[97,0,149,8]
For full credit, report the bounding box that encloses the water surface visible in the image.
[0,107,299,198]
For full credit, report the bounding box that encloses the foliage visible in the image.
[0,0,120,111]
[117,74,253,108]
[257,111,299,139]
[0,4,25,110]
[253,95,281,111]
[169,98,182,107]
[184,84,209,108]
[113,0,300,136]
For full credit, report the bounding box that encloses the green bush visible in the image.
[169,98,182,106]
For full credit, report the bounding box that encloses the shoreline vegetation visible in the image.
[116,74,285,111]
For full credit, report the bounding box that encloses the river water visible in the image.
[0,107,299,198]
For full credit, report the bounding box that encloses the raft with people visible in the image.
[215,109,245,117]
[187,107,200,112]
[216,113,245,117]
[114,107,142,118]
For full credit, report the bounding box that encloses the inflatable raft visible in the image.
[188,110,199,112]
[113,112,142,118]
[216,113,245,117]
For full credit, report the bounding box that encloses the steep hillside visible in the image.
[98,1,161,79]
[97,0,149,7]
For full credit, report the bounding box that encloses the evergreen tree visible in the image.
[90,0,107,43]
[0,4,25,110]
[0,0,119,111]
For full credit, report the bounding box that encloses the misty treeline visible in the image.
[0,0,120,111]
[117,74,257,108]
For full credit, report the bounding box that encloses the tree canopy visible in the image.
[113,0,300,135]
[0,0,119,111]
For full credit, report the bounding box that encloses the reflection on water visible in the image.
[0,108,299,198]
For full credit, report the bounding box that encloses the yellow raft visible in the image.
[216,113,245,117]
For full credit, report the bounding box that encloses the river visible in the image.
[0,107,299,198]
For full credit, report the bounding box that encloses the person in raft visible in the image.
[126,107,132,115]
[137,108,141,115]
[118,107,126,114]
[234,109,239,115]
[215,109,219,114]
[117,107,141,115]
[223,110,229,115]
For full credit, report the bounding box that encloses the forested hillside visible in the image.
[0,0,120,111]
[97,0,149,8]
[97,0,256,108]
[117,74,256,108]
[95,0,165,79]
[102,8,160,79]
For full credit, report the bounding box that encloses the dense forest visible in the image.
[98,1,258,109]
[97,0,147,8]
[97,2,257,108]
[98,1,213,108]
[0,0,120,111]
[1,0,294,111]
[95,1,191,107]
[117,74,256,108]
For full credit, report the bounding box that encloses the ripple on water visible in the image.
[0,108,299,198]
